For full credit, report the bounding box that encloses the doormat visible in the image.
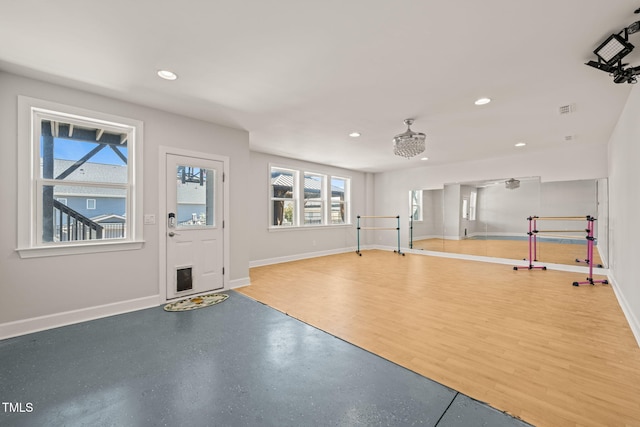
[163,293,229,312]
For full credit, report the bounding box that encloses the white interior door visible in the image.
[166,154,224,299]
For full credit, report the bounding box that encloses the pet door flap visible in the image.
[176,267,193,292]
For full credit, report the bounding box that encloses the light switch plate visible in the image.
[144,214,156,225]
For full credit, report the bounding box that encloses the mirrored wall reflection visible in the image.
[409,177,609,268]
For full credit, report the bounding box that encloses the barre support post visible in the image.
[355,214,405,256]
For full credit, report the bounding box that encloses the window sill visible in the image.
[16,240,145,259]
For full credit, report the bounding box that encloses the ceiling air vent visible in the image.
[558,104,575,115]
[564,135,575,141]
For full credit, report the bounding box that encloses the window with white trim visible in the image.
[269,165,350,228]
[469,191,477,221]
[410,190,423,221]
[330,177,349,225]
[304,172,324,225]
[270,167,297,227]
[17,97,144,258]
[462,198,469,219]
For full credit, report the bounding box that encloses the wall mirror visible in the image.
[409,177,608,268]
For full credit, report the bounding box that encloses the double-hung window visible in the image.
[270,167,297,227]
[17,97,144,258]
[304,172,324,225]
[269,165,350,228]
[330,177,348,225]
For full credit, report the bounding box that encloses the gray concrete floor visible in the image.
[0,292,532,426]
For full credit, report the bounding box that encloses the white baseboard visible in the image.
[229,277,251,289]
[607,272,640,349]
[0,295,160,340]
[249,246,359,268]
[411,234,443,241]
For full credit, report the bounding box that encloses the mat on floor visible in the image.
[164,293,228,312]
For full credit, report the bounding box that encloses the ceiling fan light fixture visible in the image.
[505,178,521,190]
[393,119,426,159]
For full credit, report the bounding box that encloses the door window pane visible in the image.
[176,166,215,227]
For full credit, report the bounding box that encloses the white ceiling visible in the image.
[2,1,639,172]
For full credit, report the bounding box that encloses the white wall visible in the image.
[443,184,461,240]
[0,72,250,332]
[608,83,640,342]
[248,151,369,265]
[411,189,443,241]
[477,179,540,235]
[540,180,597,217]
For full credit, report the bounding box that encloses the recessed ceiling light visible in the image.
[515,142,526,147]
[349,132,361,138]
[474,97,491,105]
[157,70,178,80]
[420,157,429,161]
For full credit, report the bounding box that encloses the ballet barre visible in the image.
[534,234,588,240]
[356,215,404,256]
[513,216,608,286]
[513,216,547,271]
[572,217,608,287]
[533,216,590,221]
[533,216,602,267]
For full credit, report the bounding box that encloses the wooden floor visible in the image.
[237,250,640,427]
[412,238,604,267]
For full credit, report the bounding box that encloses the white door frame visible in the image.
[158,146,230,303]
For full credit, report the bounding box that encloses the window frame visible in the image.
[469,190,477,221]
[303,172,325,226]
[329,176,349,225]
[16,96,144,258]
[270,166,299,227]
[410,190,423,222]
[269,164,351,230]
